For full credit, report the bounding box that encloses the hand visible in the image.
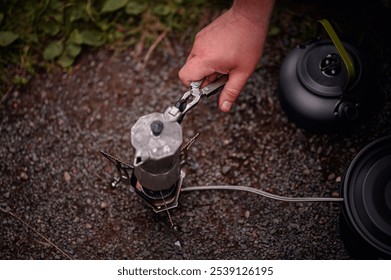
[179,0,274,112]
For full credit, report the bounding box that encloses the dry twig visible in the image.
[143,30,169,68]
[0,206,73,260]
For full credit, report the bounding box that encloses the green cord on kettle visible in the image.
[318,19,356,90]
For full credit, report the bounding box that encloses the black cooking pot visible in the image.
[279,19,370,132]
[341,135,391,259]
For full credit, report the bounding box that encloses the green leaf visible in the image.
[101,0,128,13]
[96,20,112,32]
[43,40,63,60]
[27,33,39,44]
[79,30,105,47]
[125,1,147,15]
[69,29,83,45]
[41,22,60,36]
[12,75,30,85]
[107,30,125,42]
[57,54,74,68]
[114,30,125,40]
[49,0,63,12]
[153,4,173,16]
[0,31,19,47]
[53,12,64,24]
[68,5,88,22]
[65,43,82,58]
[268,26,281,36]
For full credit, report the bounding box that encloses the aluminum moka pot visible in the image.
[278,19,370,132]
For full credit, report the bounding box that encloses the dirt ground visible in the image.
[1,1,390,259]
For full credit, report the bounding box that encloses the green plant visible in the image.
[0,0,227,96]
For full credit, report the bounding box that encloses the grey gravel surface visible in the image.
[1,3,390,259]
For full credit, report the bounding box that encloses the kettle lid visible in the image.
[297,40,360,97]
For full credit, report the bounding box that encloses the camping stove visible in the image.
[101,75,227,212]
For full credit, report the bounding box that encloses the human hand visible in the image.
[179,0,275,112]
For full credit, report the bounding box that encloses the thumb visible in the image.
[178,56,214,87]
[218,72,248,112]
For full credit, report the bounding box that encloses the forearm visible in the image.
[231,0,275,25]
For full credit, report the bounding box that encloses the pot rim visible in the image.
[342,134,391,257]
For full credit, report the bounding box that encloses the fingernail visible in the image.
[221,101,232,112]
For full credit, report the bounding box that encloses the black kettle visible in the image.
[278,19,370,132]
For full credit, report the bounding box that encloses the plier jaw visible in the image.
[166,75,228,122]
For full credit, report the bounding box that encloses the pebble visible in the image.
[31,152,39,162]
[20,171,29,180]
[245,210,250,219]
[100,202,109,209]
[85,223,92,229]
[221,165,231,175]
[328,173,336,180]
[64,171,71,182]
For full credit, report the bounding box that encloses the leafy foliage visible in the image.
[0,0,227,95]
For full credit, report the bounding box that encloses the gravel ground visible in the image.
[1,2,390,259]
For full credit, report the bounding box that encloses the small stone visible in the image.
[244,210,250,219]
[31,153,39,162]
[221,165,231,175]
[4,192,10,199]
[303,169,310,175]
[85,223,92,229]
[331,191,340,197]
[174,241,181,247]
[328,173,336,180]
[64,171,71,182]
[100,202,109,209]
[335,176,342,183]
[20,171,29,180]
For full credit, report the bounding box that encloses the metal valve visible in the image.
[101,75,227,212]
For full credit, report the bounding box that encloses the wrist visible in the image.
[231,0,275,24]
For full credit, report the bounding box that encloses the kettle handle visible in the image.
[317,19,356,90]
